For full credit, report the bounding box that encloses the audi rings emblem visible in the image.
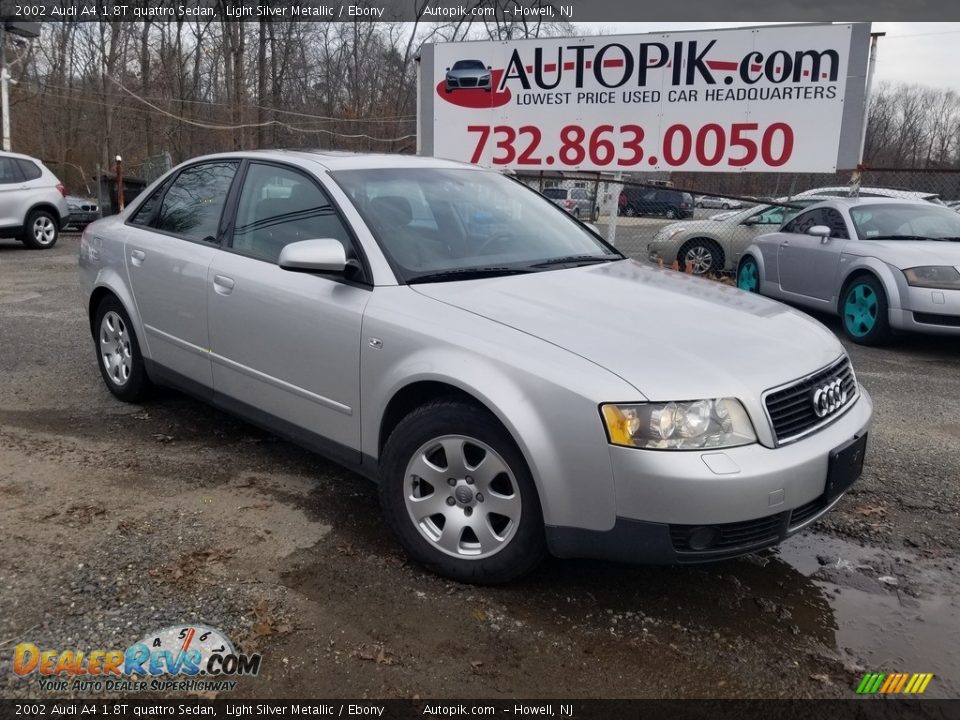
[812,378,847,418]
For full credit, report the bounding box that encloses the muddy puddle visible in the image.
[776,532,960,697]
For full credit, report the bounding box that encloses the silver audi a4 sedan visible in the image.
[738,198,960,345]
[79,151,873,584]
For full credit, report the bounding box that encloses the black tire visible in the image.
[722,203,730,209]
[678,238,723,274]
[92,295,153,402]
[839,274,892,346]
[665,208,677,219]
[573,207,580,218]
[695,201,703,208]
[21,209,59,249]
[379,399,546,584]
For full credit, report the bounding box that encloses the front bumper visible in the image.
[546,386,872,564]
[890,286,960,335]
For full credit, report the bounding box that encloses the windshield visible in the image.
[332,167,620,282]
[849,203,960,240]
[453,60,486,70]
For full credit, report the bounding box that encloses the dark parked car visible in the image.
[618,188,693,219]
[65,196,100,230]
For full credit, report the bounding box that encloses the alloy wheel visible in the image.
[32,216,57,245]
[100,311,133,386]
[403,435,521,560]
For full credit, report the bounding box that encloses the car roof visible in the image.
[796,186,939,200]
[173,149,475,172]
[0,150,40,162]
[807,196,939,208]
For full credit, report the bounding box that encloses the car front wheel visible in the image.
[840,275,891,345]
[379,400,546,584]
[22,209,59,249]
[679,238,722,274]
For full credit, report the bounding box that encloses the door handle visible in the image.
[213,274,235,295]
[781,240,790,247]
[130,249,146,266]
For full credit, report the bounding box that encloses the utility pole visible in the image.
[0,22,41,152]
[1,23,10,151]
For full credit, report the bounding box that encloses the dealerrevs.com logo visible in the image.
[13,625,261,693]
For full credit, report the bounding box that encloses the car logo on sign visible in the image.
[812,378,847,418]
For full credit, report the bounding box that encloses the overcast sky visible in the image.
[574,22,960,93]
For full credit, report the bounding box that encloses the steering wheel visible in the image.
[476,231,517,255]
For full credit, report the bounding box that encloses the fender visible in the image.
[837,255,904,311]
[740,243,776,289]
[89,267,152,360]
[359,295,638,532]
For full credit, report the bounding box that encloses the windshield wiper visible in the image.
[529,254,621,269]
[864,234,935,241]
[407,267,535,284]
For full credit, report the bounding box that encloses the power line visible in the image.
[107,78,416,143]
[38,80,416,122]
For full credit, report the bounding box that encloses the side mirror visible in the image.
[807,225,832,241]
[445,67,450,71]
[487,65,492,70]
[278,239,347,273]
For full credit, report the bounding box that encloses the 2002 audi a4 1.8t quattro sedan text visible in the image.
[79,151,873,584]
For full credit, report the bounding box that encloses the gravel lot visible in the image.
[1,235,958,699]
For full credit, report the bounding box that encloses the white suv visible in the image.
[0,151,70,249]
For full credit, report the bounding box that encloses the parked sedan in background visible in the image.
[79,150,871,583]
[648,199,819,274]
[738,198,960,344]
[695,196,745,210]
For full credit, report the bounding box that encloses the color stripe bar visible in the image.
[893,673,909,693]
[855,674,875,694]
[868,673,886,693]
[917,674,933,694]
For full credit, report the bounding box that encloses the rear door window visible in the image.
[152,162,239,243]
[15,160,41,181]
[0,158,24,184]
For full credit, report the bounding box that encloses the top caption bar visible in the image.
[3,0,960,22]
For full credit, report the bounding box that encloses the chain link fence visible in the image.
[515,168,960,278]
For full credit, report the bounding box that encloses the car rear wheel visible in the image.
[678,238,722,274]
[22,210,59,249]
[737,256,760,293]
[380,400,546,584]
[840,275,891,345]
[93,296,152,402]
[665,208,677,220]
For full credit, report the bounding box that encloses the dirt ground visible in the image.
[1,236,959,699]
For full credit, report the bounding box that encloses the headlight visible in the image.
[903,266,960,289]
[652,226,685,243]
[601,399,756,450]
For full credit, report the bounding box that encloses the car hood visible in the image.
[844,240,960,269]
[412,259,845,401]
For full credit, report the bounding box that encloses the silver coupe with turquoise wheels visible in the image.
[737,198,960,345]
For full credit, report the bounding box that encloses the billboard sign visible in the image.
[419,23,871,173]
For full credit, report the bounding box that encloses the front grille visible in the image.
[461,77,478,87]
[670,513,783,553]
[764,358,856,444]
[913,312,960,328]
[788,495,827,528]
